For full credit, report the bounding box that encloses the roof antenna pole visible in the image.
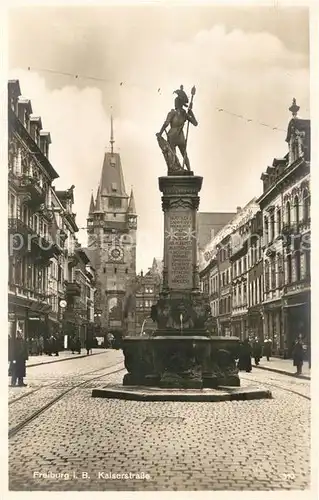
[110,109,114,154]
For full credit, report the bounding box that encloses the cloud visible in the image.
[9,20,309,271]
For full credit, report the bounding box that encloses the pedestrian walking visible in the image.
[9,330,28,387]
[237,338,252,373]
[85,337,92,355]
[292,338,304,375]
[75,336,81,354]
[48,334,59,356]
[263,338,272,361]
[38,335,44,356]
[252,338,262,366]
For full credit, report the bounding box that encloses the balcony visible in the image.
[8,217,33,237]
[65,280,81,297]
[298,217,311,232]
[31,234,62,261]
[18,175,46,208]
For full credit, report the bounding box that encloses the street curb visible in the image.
[254,365,310,380]
[27,350,107,368]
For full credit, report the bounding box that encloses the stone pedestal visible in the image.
[159,174,202,295]
[122,174,241,389]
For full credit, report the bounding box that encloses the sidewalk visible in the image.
[254,358,311,380]
[26,348,106,367]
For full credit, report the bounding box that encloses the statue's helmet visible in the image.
[173,85,189,107]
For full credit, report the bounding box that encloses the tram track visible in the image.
[9,363,125,439]
[9,358,124,406]
[241,374,310,401]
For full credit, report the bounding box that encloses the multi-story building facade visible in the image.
[87,119,137,342]
[8,80,59,340]
[247,211,264,340]
[8,79,96,347]
[200,203,259,338]
[135,258,162,334]
[47,186,78,336]
[259,99,310,356]
[230,199,259,339]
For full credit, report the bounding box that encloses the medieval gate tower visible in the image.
[87,117,137,338]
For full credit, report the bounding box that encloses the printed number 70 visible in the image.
[281,473,295,480]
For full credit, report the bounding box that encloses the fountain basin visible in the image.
[122,335,240,389]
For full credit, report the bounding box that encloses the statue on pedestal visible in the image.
[156,85,198,174]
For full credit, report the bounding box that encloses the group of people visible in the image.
[237,337,266,373]
[237,336,307,375]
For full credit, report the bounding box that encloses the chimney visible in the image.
[236,206,241,213]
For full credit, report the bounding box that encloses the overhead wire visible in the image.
[24,65,289,134]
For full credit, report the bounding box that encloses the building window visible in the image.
[243,283,247,304]
[270,213,275,241]
[295,251,301,282]
[265,260,270,292]
[286,201,291,226]
[9,193,16,218]
[259,276,263,303]
[264,217,269,245]
[303,190,310,221]
[277,209,281,236]
[294,196,300,225]
[271,258,276,289]
[114,268,117,274]
[125,268,128,274]
[103,268,106,273]
[287,255,292,284]
[277,253,284,288]
[305,250,310,278]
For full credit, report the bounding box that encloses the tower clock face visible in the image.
[109,246,124,262]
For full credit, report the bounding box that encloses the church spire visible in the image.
[88,192,95,215]
[110,113,115,154]
[128,187,136,214]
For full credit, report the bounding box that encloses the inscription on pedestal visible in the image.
[167,210,193,290]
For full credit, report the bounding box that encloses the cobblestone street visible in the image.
[9,351,310,491]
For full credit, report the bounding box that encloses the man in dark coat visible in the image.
[237,338,252,372]
[252,338,263,366]
[75,336,81,354]
[9,330,28,387]
[292,338,304,375]
[85,337,92,355]
[263,338,272,361]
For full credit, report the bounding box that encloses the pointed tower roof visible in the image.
[127,188,136,214]
[99,115,128,197]
[94,186,103,212]
[88,192,95,215]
